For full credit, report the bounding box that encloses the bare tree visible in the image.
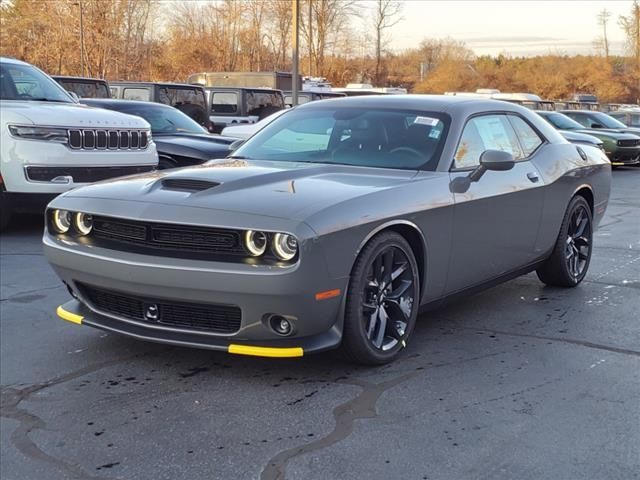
[373,0,403,85]
[619,0,640,63]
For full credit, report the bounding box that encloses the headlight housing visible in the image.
[51,209,72,233]
[74,212,93,235]
[272,233,298,261]
[244,230,267,256]
[9,125,68,144]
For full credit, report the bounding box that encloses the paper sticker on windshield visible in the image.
[414,116,439,126]
[428,128,441,139]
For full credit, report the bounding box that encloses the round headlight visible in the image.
[245,230,267,256]
[272,233,298,261]
[74,212,93,235]
[52,209,72,234]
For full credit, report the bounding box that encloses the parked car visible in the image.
[536,111,640,166]
[206,87,285,133]
[52,76,111,98]
[109,82,209,128]
[283,91,346,107]
[558,130,604,151]
[221,108,289,140]
[609,111,640,128]
[0,57,157,231]
[46,95,611,365]
[560,110,640,135]
[81,99,235,169]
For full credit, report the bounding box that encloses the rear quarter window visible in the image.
[123,88,150,101]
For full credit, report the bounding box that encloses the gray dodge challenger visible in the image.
[44,95,611,364]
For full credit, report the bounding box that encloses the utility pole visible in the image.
[308,0,312,77]
[291,0,299,106]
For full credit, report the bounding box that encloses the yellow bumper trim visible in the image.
[56,305,84,325]
[228,344,303,358]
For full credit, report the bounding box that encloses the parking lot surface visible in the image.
[1,169,639,480]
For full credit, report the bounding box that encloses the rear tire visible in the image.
[536,195,593,287]
[341,231,420,365]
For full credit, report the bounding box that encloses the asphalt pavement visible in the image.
[1,168,639,480]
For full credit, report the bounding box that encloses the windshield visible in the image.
[0,62,73,102]
[591,112,628,129]
[233,107,450,171]
[90,102,206,134]
[540,112,585,130]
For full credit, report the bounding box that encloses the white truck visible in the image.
[0,57,158,230]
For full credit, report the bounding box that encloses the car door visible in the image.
[445,113,545,293]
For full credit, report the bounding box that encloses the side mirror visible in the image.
[229,139,245,151]
[67,91,80,102]
[591,123,603,129]
[450,150,515,193]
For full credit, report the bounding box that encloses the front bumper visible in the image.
[608,147,640,166]
[44,233,347,357]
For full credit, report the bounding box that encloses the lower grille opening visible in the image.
[77,283,241,334]
[26,165,154,183]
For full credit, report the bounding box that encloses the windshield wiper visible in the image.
[227,155,253,160]
[25,97,71,103]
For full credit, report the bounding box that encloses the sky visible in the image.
[369,0,634,56]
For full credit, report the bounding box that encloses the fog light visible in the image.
[270,315,292,336]
[52,209,72,233]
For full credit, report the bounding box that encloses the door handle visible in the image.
[527,172,540,183]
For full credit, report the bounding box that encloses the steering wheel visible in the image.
[389,147,423,160]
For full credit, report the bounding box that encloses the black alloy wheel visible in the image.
[342,231,420,364]
[537,195,593,287]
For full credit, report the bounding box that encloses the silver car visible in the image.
[44,96,611,365]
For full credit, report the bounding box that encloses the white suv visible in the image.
[0,57,158,230]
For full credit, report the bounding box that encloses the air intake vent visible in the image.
[161,179,219,191]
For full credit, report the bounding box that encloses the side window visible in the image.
[454,114,523,169]
[211,92,238,114]
[123,88,150,101]
[508,115,543,157]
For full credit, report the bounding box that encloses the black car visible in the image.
[82,99,235,169]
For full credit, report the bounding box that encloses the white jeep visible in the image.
[0,57,158,230]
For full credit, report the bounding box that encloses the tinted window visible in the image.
[509,115,543,156]
[455,114,523,168]
[123,88,150,101]
[94,103,206,135]
[158,87,206,108]
[233,107,450,171]
[246,91,284,115]
[0,63,72,102]
[590,112,628,129]
[58,81,110,98]
[540,112,585,130]
[211,92,238,114]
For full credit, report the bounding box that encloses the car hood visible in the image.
[559,130,602,145]
[61,159,420,221]
[0,100,149,129]
[154,134,235,149]
[574,128,640,140]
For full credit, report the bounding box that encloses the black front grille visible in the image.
[67,128,149,150]
[26,165,154,183]
[161,178,219,191]
[91,215,246,259]
[77,283,241,334]
[618,139,640,147]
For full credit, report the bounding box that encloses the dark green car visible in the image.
[537,111,640,166]
[561,110,640,136]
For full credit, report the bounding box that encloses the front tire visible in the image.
[341,231,420,365]
[536,195,593,287]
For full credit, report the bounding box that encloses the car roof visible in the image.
[81,98,173,109]
[52,75,108,82]
[296,94,532,116]
[0,56,31,66]
[110,81,204,89]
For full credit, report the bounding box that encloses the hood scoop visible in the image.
[161,178,220,192]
